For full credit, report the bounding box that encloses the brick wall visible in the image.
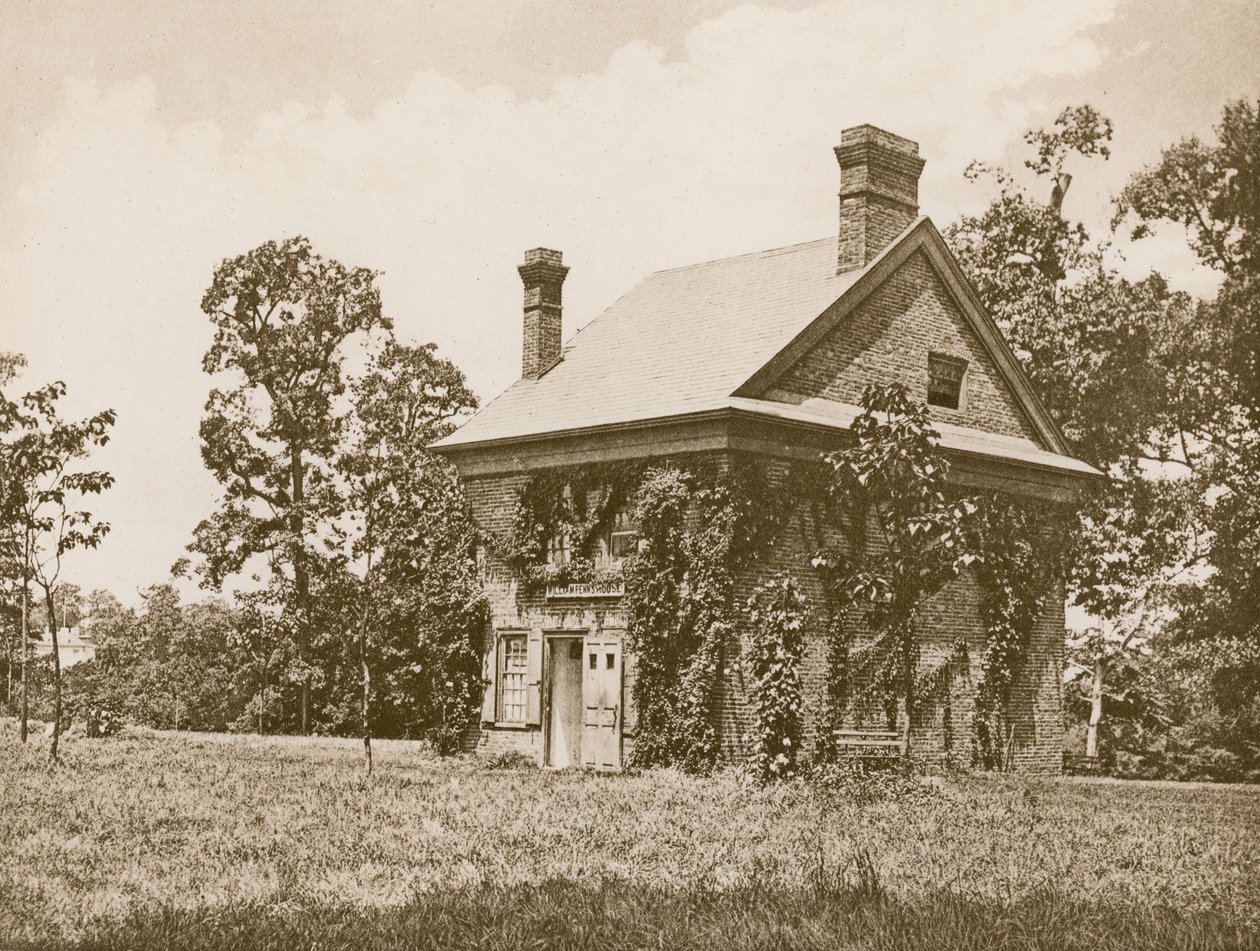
[729,453,1065,773]
[767,249,1040,442]
[461,450,1066,775]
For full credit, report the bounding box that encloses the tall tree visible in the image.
[947,107,1211,756]
[1113,99,1260,760]
[187,236,390,732]
[333,340,483,767]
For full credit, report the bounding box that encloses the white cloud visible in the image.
[0,0,1121,601]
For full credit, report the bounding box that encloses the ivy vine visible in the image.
[746,577,808,780]
[494,407,1064,776]
[624,461,781,773]
[970,494,1066,769]
[499,457,782,774]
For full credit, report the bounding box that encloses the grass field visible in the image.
[1,723,1257,950]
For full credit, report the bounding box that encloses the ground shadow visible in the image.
[5,878,1252,951]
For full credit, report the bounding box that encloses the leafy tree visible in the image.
[1112,99,1260,775]
[813,383,977,754]
[332,340,483,766]
[0,362,114,760]
[67,584,252,733]
[946,106,1218,764]
[187,236,390,732]
[1064,473,1202,758]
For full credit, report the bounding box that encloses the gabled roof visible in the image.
[433,219,1096,479]
[434,234,862,448]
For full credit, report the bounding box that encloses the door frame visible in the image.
[542,630,586,768]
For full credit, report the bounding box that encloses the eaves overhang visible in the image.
[432,403,1103,503]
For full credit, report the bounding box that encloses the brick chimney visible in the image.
[835,125,925,273]
[518,248,569,380]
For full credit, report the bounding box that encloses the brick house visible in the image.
[432,125,1099,772]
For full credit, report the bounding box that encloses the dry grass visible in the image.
[1,722,1257,949]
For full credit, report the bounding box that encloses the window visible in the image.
[498,635,528,722]
[596,508,639,566]
[547,532,572,567]
[609,510,638,562]
[927,353,967,410]
[547,484,574,567]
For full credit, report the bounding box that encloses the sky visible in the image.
[2,0,1257,605]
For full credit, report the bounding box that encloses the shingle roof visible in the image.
[433,235,864,447]
[432,222,1101,482]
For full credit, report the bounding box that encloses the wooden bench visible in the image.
[833,728,908,762]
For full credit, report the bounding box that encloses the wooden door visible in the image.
[546,637,583,767]
[581,635,621,769]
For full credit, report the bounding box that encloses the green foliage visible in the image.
[0,357,116,756]
[497,462,644,590]
[626,462,780,773]
[1116,99,1259,277]
[1098,98,1260,776]
[505,459,779,774]
[331,339,485,754]
[746,577,807,781]
[812,383,977,746]
[189,236,392,734]
[969,497,1053,769]
[63,585,254,733]
[621,466,727,772]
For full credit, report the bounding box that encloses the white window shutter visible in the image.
[481,631,497,723]
[525,629,543,725]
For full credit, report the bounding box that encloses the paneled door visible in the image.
[581,634,622,769]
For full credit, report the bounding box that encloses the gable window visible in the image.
[927,353,967,410]
[498,635,528,722]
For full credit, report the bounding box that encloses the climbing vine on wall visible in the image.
[807,384,979,757]
[624,461,782,773]
[970,494,1065,769]
[746,577,808,781]
[500,457,782,774]
[496,462,645,594]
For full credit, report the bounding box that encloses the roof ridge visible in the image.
[651,235,835,276]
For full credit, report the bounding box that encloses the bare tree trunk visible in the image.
[259,653,266,735]
[361,627,372,778]
[900,621,915,760]
[19,543,29,744]
[45,590,62,764]
[5,615,11,707]
[1086,660,1106,759]
[290,445,311,737]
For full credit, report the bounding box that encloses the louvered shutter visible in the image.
[481,631,497,723]
[525,628,543,725]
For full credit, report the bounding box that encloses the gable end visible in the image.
[735,219,1071,454]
